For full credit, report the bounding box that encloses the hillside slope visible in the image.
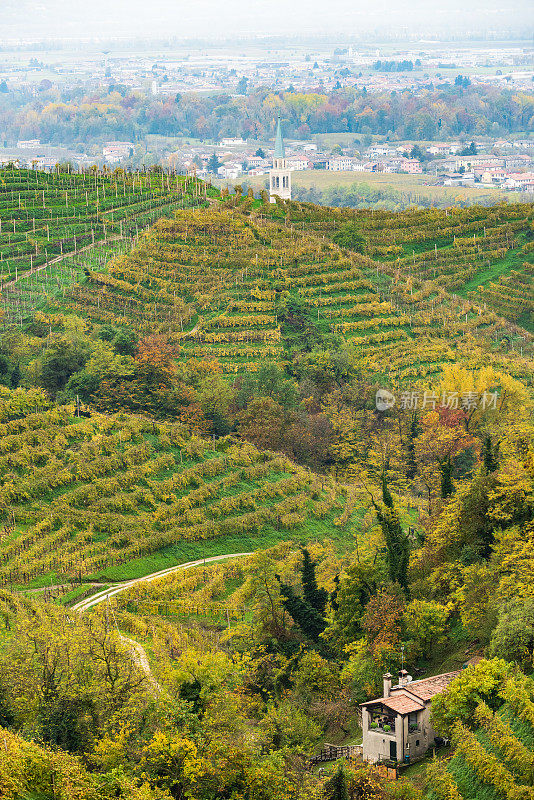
[425,676,534,800]
[0,166,212,324]
[0,386,349,588]
[37,198,533,387]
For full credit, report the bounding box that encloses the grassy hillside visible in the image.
[0,386,352,588]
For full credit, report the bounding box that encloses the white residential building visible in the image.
[455,155,504,170]
[504,172,534,190]
[286,156,311,171]
[218,163,243,180]
[367,145,395,158]
[327,156,354,171]
[102,141,134,162]
[247,156,266,168]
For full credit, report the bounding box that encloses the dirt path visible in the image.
[119,633,165,696]
[72,552,251,613]
[72,553,251,691]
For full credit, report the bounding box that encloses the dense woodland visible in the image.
[1,82,534,146]
[0,170,533,799]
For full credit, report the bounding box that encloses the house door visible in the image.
[390,741,397,761]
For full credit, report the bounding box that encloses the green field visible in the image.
[242,169,512,211]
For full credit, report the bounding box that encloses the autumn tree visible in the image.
[414,408,476,510]
[402,599,449,660]
[361,585,404,659]
[431,658,513,736]
[489,599,534,668]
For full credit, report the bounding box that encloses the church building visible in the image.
[269,115,291,202]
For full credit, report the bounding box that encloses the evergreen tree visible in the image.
[330,573,340,612]
[382,472,394,509]
[207,153,221,174]
[372,475,410,591]
[301,548,328,617]
[440,456,454,498]
[323,763,349,800]
[483,436,499,473]
[277,581,327,642]
[9,363,20,389]
[236,76,248,95]
[406,412,418,480]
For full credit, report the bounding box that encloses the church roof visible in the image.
[274,115,285,159]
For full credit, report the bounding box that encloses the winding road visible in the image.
[72,552,252,612]
[72,552,252,693]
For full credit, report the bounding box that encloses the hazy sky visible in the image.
[3,0,533,41]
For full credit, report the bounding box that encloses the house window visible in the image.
[416,740,420,747]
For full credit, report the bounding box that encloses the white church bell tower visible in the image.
[269,114,291,202]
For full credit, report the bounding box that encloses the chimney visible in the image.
[383,672,392,698]
[398,669,411,687]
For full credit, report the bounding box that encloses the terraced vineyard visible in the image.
[0,387,348,587]
[268,200,534,381]
[0,167,213,323]
[1,172,531,389]
[426,676,534,800]
[469,259,534,330]
[34,199,532,385]
[277,201,532,253]
[40,205,429,377]
[42,208,312,374]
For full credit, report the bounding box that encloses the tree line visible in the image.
[2,82,534,147]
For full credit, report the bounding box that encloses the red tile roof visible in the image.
[361,690,424,714]
[383,693,425,714]
[405,672,460,702]
[360,671,460,714]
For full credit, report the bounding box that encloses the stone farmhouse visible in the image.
[360,669,459,764]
